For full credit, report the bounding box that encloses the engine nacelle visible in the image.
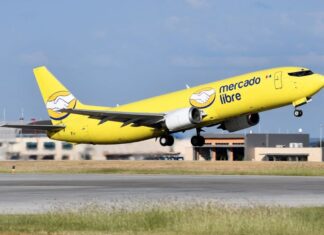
[165,107,202,131]
[219,113,260,132]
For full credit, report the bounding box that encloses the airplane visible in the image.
[2,66,324,146]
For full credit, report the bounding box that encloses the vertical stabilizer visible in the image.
[33,66,80,124]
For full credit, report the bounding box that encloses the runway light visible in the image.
[11,165,15,174]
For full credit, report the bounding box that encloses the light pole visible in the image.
[320,124,323,148]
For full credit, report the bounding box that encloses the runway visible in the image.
[0,174,324,213]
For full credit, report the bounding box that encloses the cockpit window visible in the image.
[288,70,314,77]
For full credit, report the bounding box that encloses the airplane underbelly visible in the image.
[88,122,160,144]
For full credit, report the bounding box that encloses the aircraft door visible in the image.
[274,71,282,89]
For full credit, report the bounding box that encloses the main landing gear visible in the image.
[159,128,206,147]
[294,109,303,117]
[191,128,205,147]
[159,135,174,146]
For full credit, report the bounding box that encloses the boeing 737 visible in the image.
[2,66,324,146]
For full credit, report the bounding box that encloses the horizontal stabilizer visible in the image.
[1,120,65,131]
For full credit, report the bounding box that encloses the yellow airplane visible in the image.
[2,66,324,146]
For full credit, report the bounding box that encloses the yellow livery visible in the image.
[3,66,324,146]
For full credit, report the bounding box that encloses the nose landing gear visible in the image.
[294,109,303,117]
[292,97,310,118]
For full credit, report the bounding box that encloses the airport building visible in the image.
[0,128,190,161]
[0,128,322,161]
[194,133,323,162]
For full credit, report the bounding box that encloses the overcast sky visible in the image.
[1,0,324,137]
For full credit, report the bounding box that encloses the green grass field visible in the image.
[1,161,324,176]
[0,205,323,235]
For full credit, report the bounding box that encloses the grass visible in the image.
[0,161,324,176]
[0,205,323,235]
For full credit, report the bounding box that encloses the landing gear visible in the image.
[191,135,205,146]
[159,135,174,146]
[191,128,205,146]
[294,109,303,117]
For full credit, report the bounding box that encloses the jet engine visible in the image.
[165,107,202,131]
[219,113,260,132]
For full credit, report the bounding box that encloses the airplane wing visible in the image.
[1,120,65,131]
[60,108,165,127]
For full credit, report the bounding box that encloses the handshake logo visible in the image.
[46,91,77,120]
[189,87,216,108]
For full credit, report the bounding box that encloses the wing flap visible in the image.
[60,108,165,127]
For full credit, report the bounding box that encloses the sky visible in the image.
[0,0,324,137]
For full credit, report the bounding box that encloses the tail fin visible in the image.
[33,66,81,124]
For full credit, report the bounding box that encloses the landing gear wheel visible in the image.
[294,109,303,117]
[159,135,174,146]
[191,135,205,146]
[166,136,174,146]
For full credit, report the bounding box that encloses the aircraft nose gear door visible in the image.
[274,71,282,89]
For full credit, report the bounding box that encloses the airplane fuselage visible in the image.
[47,66,324,144]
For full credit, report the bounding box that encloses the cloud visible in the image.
[278,11,324,39]
[88,54,120,68]
[226,56,270,67]
[253,1,271,10]
[19,51,49,66]
[165,16,182,30]
[278,13,297,27]
[184,0,208,8]
[287,53,324,67]
[171,54,324,70]
[205,33,249,53]
[92,30,108,40]
[171,55,270,68]
[310,12,324,37]
[171,56,206,68]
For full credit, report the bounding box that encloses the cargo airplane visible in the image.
[2,66,324,146]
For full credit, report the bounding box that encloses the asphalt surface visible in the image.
[0,174,324,213]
